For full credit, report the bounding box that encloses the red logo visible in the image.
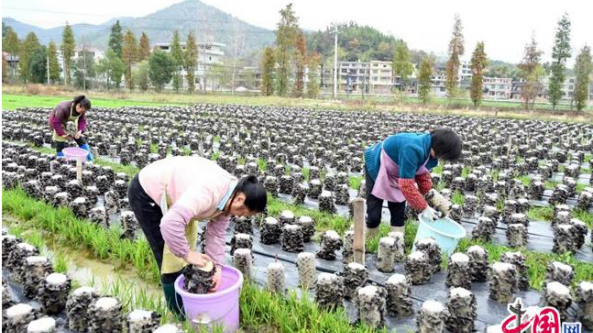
[501,298,561,333]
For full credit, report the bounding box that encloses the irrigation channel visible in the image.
[2,104,593,332]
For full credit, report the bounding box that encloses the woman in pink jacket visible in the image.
[128,156,267,317]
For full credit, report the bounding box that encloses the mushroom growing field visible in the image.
[2,104,593,332]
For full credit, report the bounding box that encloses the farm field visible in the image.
[2,96,593,332]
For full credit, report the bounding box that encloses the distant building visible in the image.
[3,52,19,83]
[483,77,513,100]
[369,61,393,94]
[154,42,225,91]
[337,61,370,94]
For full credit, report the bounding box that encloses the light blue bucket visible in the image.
[412,216,466,256]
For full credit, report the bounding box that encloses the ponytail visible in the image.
[235,175,267,212]
[73,95,91,110]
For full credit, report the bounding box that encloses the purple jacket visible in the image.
[48,101,87,136]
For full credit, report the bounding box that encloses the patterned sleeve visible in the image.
[415,173,432,195]
[398,178,428,211]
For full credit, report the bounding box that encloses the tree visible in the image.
[96,48,124,90]
[148,50,175,91]
[445,14,465,100]
[393,40,414,91]
[261,47,275,96]
[73,49,96,89]
[29,46,47,84]
[3,26,20,83]
[19,32,41,83]
[170,31,184,92]
[573,46,592,111]
[307,53,321,99]
[62,23,76,86]
[2,26,20,54]
[122,29,138,90]
[47,41,61,84]
[275,3,299,96]
[294,32,307,97]
[418,55,434,104]
[184,32,198,93]
[548,13,572,109]
[470,42,488,107]
[134,60,150,91]
[518,34,544,110]
[2,55,7,83]
[138,32,151,61]
[108,20,124,59]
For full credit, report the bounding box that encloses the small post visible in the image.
[352,198,365,265]
[76,158,83,185]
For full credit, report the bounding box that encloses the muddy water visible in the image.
[3,216,163,300]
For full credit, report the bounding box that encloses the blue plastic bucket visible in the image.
[412,216,466,256]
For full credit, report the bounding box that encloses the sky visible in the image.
[2,0,593,64]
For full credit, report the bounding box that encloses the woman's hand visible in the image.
[209,265,222,293]
[183,250,212,267]
[74,131,83,139]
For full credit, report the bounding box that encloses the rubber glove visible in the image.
[420,206,440,222]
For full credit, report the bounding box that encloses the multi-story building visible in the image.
[430,65,448,97]
[428,61,472,97]
[154,42,225,91]
[337,61,370,94]
[369,61,393,94]
[483,77,513,100]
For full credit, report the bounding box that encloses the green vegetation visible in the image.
[2,94,183,110]
[527,206,554,222]
[2,188,161,283]
[516,175,531,187]
[349,176,363,190]
[451,190,465,205]
[240,281,385,333]
[574,209,593,228]
[455,238,593,290]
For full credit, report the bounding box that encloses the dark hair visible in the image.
[73,95,91,110]
[235,175,267,212]
[430,128,462,162]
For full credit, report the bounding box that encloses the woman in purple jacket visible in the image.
[48,95,93,161]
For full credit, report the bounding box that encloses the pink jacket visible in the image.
[139,156,237,266]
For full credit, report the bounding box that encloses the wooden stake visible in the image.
[76,158,83,185]
[352,197,365,265]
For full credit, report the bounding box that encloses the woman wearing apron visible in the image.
[363,129,462,238]
[48,95,93,160]
[127,155,267,317]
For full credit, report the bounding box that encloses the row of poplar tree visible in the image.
[2,21,201,92]
[398,13,592,111]
[260,4,321,99]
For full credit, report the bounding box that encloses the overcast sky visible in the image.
[3,0,592,64]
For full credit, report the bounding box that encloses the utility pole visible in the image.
[333,28,338,99]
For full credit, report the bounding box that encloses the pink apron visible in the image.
[371,142,430,203]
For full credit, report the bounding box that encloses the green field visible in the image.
[1,94,186,110]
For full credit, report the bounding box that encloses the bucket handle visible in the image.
[176,285,243,327]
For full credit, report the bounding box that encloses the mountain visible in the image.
[307,22,400,63]
[2,0,275,57]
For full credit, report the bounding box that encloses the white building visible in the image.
[369,61,393,94]
[483,77,513,100]
[154,42,225,91]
